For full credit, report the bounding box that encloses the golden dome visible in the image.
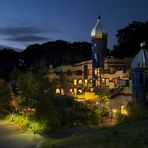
[91,16,106,39]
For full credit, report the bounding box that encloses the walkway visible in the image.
[0,120,47,148]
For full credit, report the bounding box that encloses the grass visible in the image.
[41,120,148,148]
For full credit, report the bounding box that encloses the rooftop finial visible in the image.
[97,15,101,20]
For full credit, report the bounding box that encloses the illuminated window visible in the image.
[95,69,97,75]
[70,88,73,93]
[74,88,77,95]
[90,87,93,92]
[78,79,83,84]
[78,89,83,94]
[102,78,105,83]
[98,70,100,74]
[84,79,88,87]
[61,89,64,95]
[74,79,77,85]
[106,79,109,86]
[56,88,60,94]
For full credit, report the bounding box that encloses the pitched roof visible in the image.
[131,48,148,69]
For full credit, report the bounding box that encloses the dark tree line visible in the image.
[1,20,148,80]
[0,40,92,80]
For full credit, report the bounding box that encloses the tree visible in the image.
[95,88,110,123]
[0,79,11,110]
[111,21,148,58]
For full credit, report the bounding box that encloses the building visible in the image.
[53,16,130,100]
[55,58,129,97]
[131,46,148,105]
[91,16,107,88]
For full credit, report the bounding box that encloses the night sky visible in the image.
[0,0,148,50]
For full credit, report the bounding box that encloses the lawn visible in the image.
[41,120,148,148]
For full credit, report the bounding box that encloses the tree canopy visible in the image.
[111,21,148,58]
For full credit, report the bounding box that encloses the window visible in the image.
[78,89,83,94]
[67,70,72,75]
[76,70,82,75]
[84,79,88,85]
[78,79,83,84]
[74,79,77,85]
[61,89,64,95]
[56,88,60,94]
[106,79,109,86]
[70,88,73,93]
[139,73,143,84]
[84,65,88,79]
[132,74,135,84]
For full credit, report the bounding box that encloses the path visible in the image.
[0,120,47,148]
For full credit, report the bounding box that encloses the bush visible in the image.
[127,101,148,121]
[117,101,148,123]
[0,110,9,119]
[116,113,128,124]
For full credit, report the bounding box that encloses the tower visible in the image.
[91,16,107,88]
[131,44,148,105]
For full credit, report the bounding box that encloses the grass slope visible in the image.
[41,120,148,148]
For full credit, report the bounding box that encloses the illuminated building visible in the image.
[55,58,129,98]
[91,16,107,88]
[51,16,130,101]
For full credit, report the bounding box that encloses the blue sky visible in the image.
[0,0,148,50]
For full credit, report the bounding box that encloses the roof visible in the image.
[91,16,106,39]
[131,48,148,69]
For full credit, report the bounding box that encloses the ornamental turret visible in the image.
[91,16,107,88]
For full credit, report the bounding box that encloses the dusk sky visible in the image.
[0,0,148,50]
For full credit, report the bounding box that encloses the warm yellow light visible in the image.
[90,88,93,92]
[95,34,103,39]
[84,79,88,84]
[61,89,64,95]
[74,88,77,95]
[102,78,105,83]
[70,88,73,93]
[78,79,83,84]
[74,79,77,85]
[106,79,109,86]
[112,109,117,113]
[121,105,128,115]
[78,89,83,94]
[56,88,60,94]
[95,69,97,75]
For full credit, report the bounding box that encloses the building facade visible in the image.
[131,47,148,105]
[55,58,130,98]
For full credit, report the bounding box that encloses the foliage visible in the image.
[111,21,148,58]
[0,79,11,109]
[127,100,148,121]
[117,100,148,123]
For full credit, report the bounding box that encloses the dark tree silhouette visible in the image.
[111,21,148,58]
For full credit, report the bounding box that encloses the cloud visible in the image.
[7,35,49,42]
[0,24,61,43]
[0,26,43,36]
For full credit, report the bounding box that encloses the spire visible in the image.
[91,15,106,39]
[131,47,148,69]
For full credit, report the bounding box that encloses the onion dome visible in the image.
[91,16,106,39]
